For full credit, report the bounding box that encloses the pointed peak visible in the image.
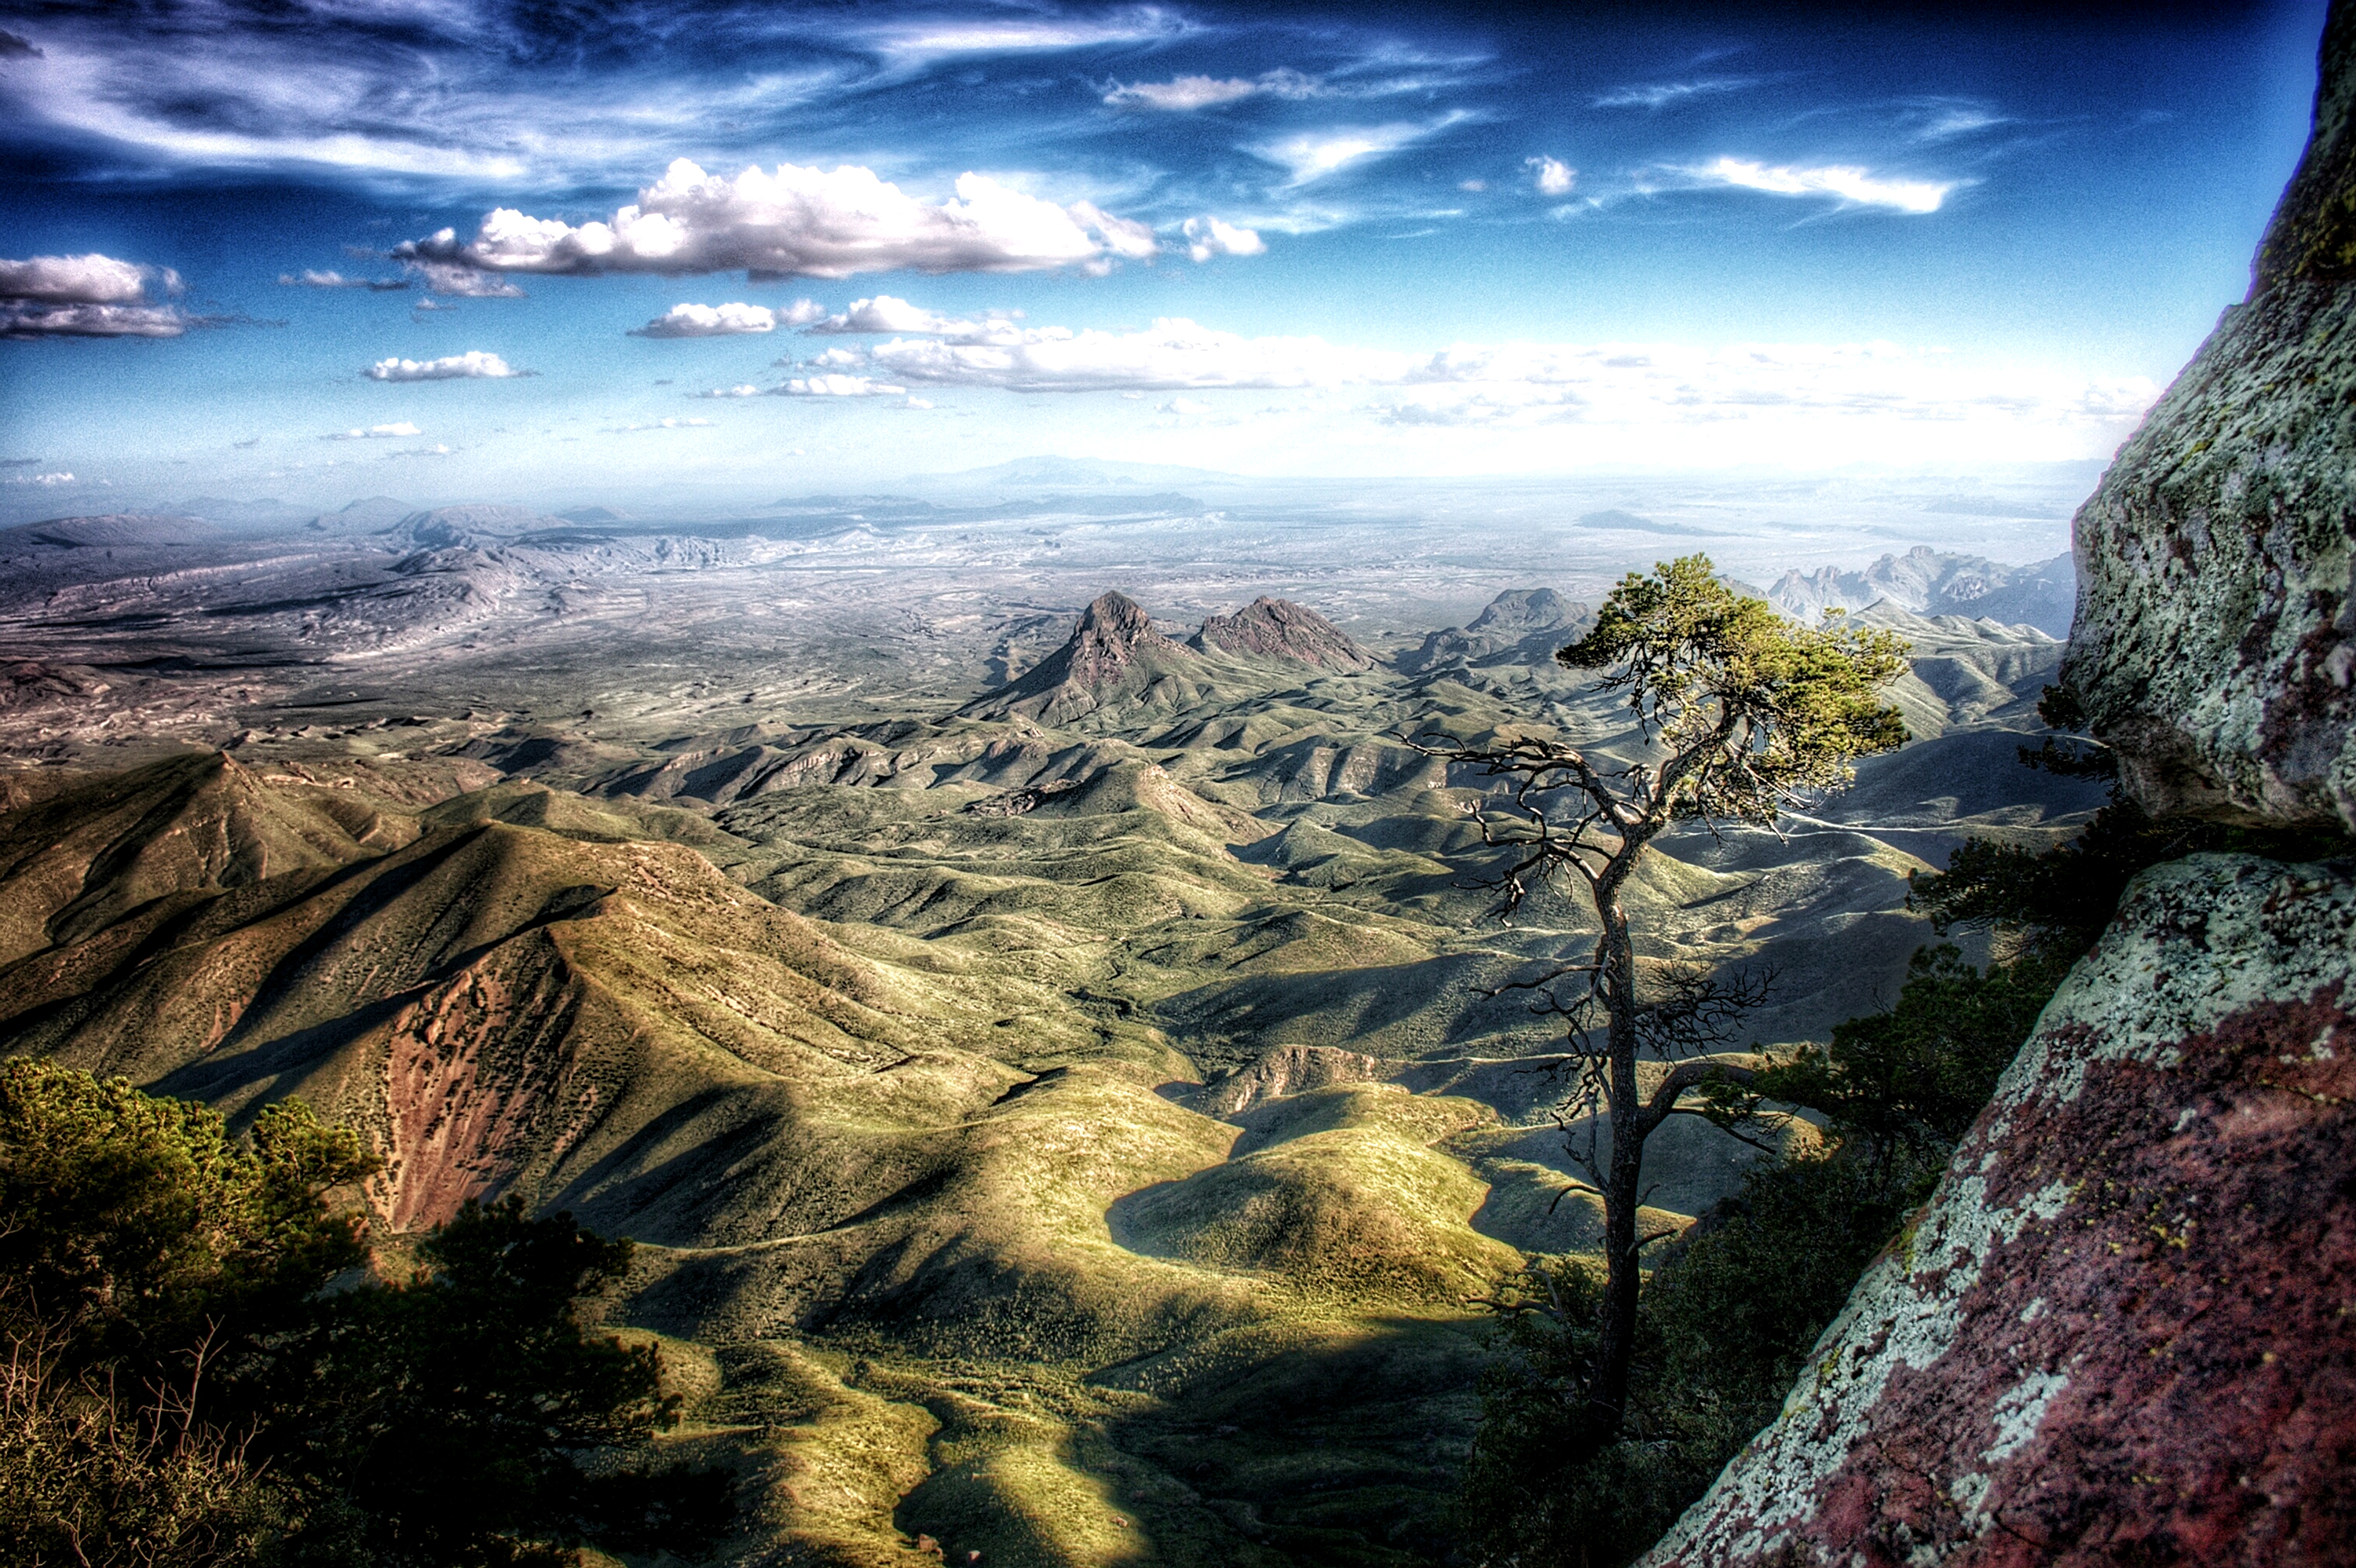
[1077,590,1156,636]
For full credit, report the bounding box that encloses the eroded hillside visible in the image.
[0,561,2102,1564]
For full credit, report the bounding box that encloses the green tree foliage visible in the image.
[283,1197,730,1567]
[0,1060,731,1566]
[0,1056,373,1564]
[1710,944,2076,1168]
[1420,556,1909,1450]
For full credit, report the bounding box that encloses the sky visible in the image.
[0,0,2333,513]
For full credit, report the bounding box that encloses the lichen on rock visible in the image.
[1642,853,2356,1567]
[2062,2,2356,833]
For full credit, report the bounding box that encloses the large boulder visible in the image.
[1644,853,2356,1567]
[2062,3,2356,832]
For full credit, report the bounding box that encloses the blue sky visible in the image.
[0,0,2331,511]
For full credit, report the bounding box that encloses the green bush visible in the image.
[0,1059,732,1566]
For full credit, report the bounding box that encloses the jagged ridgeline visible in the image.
[0,570,2104,1565]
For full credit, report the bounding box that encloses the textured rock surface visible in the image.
[2062,5,2356,832]
[1642,853,2356,1567]
[1191,595,1374,670]
[963,588,1199,722]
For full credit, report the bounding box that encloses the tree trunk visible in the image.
[1584,892,1646,1439]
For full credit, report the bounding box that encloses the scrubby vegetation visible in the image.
[0,1058,730,1566]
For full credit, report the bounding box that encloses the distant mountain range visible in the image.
[1766,546,2075,637]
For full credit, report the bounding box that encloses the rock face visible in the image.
[1645,853,2356,1568]
[1650,19,2356,1562]
[2062,2,2356,833]
[1191,595,1373,670]
[963,589,1199,723]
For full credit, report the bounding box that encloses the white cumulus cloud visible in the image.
[3,471,75,486]
[1182,217,1265,262]
[1678,157,1955,214]
[1527,156,1575,196]
[397,159,1157,285]
[325,422,423,439]
[695,384,764,398]
[780,374,906,397]
[405,260,527,297]
[0,253,167,304]
[0,252,189,338]
[805,294,1028,340]
[606,416,716,431]
[631,302,781,337]
[364,350,521,381]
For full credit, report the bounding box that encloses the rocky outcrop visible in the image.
[1190,596,1373,671]
[1184,1043,1389,1118]
[960,590,1200,723]
[2062,2,2356,833]
[1651,18,2356,1561]
[1645,853,2356,1567]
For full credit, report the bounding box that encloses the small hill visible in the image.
[963,590,1201,724]
[1191,597,1373,671]
[1,514,214,550]
[388,504,572,548]
[1399,587,1593,674]
[309,496,414,533]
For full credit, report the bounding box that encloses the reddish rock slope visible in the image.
[1644,855,2355,1566]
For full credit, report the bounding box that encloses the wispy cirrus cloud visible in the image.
[1594,77,1755,110]
[1104,68,1318,110]
[397,159,1159,287]
[1250,115,1467,187]
[280,269,408,291]
[1910,102,2009,141]
[1671,157,1958,214]
[857,8,1187,69]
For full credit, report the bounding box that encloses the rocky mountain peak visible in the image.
[1191,597,1373,671]
[961,589,1198,722]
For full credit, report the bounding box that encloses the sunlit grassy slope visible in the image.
[0,605,2102,1566]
